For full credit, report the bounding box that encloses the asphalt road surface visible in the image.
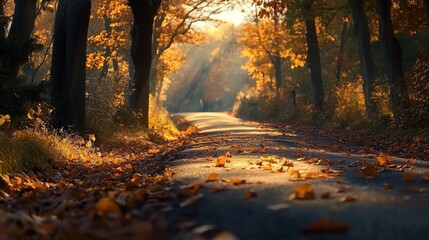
[168,112,429,240]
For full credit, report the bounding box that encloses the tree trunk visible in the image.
[350,0,377,117]
[98,14,113,82]
[335,19,348,84]
[376,0,409,126]
[424,0,429,23]
[304,1,324,112]
[274,55,283,92]
[50,0,91,131]
[1,0,37,79]
[128,0,162,129]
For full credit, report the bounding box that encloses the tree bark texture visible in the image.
[273,55,283,91]
[424,0,429,23]
[304,1,324,112]
[349,0,377,117]
[0,0,37,79]
[335,20,348,84]
[50,0,91,131]
[376,0,409,126]
[128,0,162,129]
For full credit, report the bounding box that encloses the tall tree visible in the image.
[304,0,324,112]
[50,0,91,131]
[349,0,376,117]
[0,0,37,79]
[376,0,409,126]
[128,0,162,129]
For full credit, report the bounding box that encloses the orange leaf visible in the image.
[227,178,246,185]
[291,184,315,200]
[302,217,350,233]
[243,190,257,199]
[206,173,220,182]
[377,155,393,166]
[215,156,227,167]
[340,195,357,203]
[95,197,122,217]
[225,151,232,158]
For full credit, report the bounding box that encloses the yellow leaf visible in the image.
[27,110,35,120]
[95,197,122,217]
[206,173,220,182]
[0,119,4,127]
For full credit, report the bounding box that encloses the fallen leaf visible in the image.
[95,197,122,217]
[422,172,429,182]
[405,186,423,192]
[213,231,239,240]
[267,203,290,211]
[226,178,246,185]
[305,172,318,179]
[361,163,378,179]
[383,183,394,189]
[377,154,393,166]
[302,217,350,233]
[296,149,303,158]
[206,173,220,182]
[340,195,357,203]
[320,192,330,199]
[290,184,315,200]
[192,224,216,234]
[180,193,203,208]
[243,190,257,199]
[225,151,232,158]
[403,172,414,182]
[216,156,227,167]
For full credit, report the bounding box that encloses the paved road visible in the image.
[168,112,429,240]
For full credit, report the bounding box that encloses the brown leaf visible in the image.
[225,151,232,158]
[206,173,220,182]
[243,190,257,199]
[296,149,303,158]
[403,172,414,182]
[290,184,315,200]
[340,195,357,203]
[320,192,330,199]
[302,217,350,233]
[95,197,122,217]
[422,172,429,182]
[383,183,394,189]
[215,156,227,167]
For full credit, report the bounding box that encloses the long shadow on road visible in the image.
[167,112,429,240]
